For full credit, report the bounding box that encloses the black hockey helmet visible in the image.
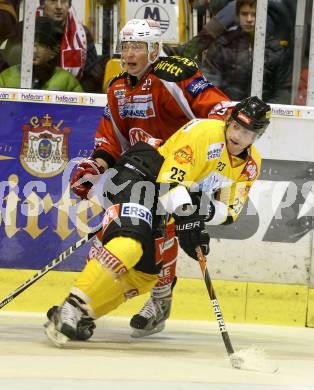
[230,96,271,136]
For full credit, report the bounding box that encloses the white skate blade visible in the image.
[44,321,69,347]
[131,321,165,338]
[229,346,278,373]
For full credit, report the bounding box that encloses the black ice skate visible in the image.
[46,305,96,341]
[130,296,172,338]
[44,298,84,346]
[130,276,177,337]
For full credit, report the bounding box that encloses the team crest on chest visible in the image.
[174,145,194,165]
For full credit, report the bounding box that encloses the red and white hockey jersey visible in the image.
[92,56,231,165]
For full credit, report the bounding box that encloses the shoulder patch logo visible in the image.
[242,157,258,181]
[114,89,126,99]
[186,76,213,98]
[153,56,197,82]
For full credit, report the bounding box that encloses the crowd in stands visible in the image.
[0,0,311,104]
[200,0,292,104]
[0,0,107,92]
[168,0,310,106]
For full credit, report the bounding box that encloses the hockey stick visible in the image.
[0,227,101,310]
[195,246,236,358]
[195,246,278,372]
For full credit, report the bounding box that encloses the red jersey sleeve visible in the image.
[178,68,232,121]
[91,105,123,166]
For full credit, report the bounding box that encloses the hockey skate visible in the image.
[46,305,96,341]
[44,298,84,347]
[76,314,96,340]
[130,296,172,338]
[130,276,177,338]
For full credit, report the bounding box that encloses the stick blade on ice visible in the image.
[229,346,278,373]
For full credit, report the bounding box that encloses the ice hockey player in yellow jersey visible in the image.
[44,96,271,346]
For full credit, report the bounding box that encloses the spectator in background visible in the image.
[200,0,292,104]
[2,0,105,92]
[0,16,83,91]
[39,0,105,92]
[164,0,296,66]
[0,0,19,73]
[0,0,18,44]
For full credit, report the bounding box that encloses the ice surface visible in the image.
[0,312,313,390]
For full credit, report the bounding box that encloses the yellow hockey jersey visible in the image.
[157,119,261,225]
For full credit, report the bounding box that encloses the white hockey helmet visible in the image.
[119,19,162,64]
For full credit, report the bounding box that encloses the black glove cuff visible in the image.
[91,149,115,168]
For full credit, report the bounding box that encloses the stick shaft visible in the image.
[0,229,100,309]
[196,246,235,356]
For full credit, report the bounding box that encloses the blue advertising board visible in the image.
[0,96,105,271]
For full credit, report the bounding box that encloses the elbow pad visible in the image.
[159,185,192,214]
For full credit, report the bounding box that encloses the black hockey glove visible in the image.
[174,210,210,261]
[190,192,215,223]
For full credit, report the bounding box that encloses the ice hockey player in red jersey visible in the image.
[46,18,231,340]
